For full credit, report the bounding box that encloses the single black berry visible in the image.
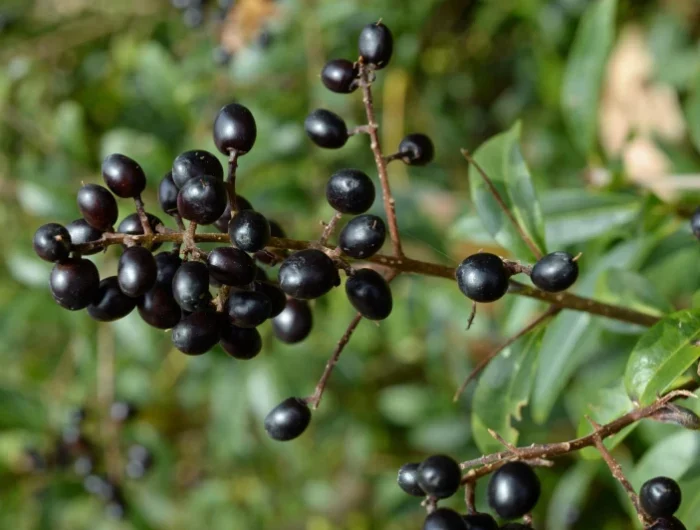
[177,175,228,224]
[77,184,118,231]
[219,322,263,360]
[487,461,541,519]
[33,223,71,262]
[397,463,425,497]
[417,454,462,499]
[648,517,687,530]
[462,513,498,530]
[207,247,256,286]
[101,153,146,198]
[228,210,271,252]
[213,103,257,155]
[171,311,220,355]
[255,281,286,317]
[213,195,254,233]
[50,258,100,310]
[399,133,434,166]
[158,172,179,215]
[117,212,163,251]
[272,298,313,344]
[118,246,157,298]
[455,253,509,303]
[640,477,682,518]
[137,286,181,329]
[345,268,392,320]
[172,261,212,312]
[225,290,271,328]
[531,251,579,293]
[278,249,340,299]
[154,252,182,287]
[171,149,224,189]
[66,219,103,256]
[87,277,137,321]
[423,508,467,530]
[264,397,311,441]
[320,59,358,93]
[691,207,700,240]
[304,109,348,149]
[326,168,375,214]
[339,214,386,258]
[358,22,393,69]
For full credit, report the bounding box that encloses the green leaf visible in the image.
[624,309,700,405]
[0,387,45,431]
[561,0,617,156]
[686,73,700,154]
[595,268,673,319]
[471,330,542,454]
[469,122,547,260]
[546,461,598,530]
[631,430,700,489]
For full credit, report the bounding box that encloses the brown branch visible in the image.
[133,195,153,237]
[319,212,342,247]
[464,481,476,514]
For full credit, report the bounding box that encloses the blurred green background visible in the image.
[1,0,700,529]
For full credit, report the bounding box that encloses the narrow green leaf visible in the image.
[561,0,617,155]
[595,269,673,318]
[546,461,598,530]
[686,73,700,153]
[624,309,700,405]
[0,387,46,431]
[631,430,700,489]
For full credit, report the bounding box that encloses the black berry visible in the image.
[462,513,498,530]
[33,223,71,262]
[77,184,118,231]
[219,322,263,360]
[228,210,271,252]
[137,286,181,329]
[171,311,220,355]
[531,251,579,293]
[399,133,434,166]
[397,463,425,497]
[158,172,179,215]
[207,247,256,286]
[171,149,224,189]
[213,195,254,233]
[50,258,100,310]
[177,175,228,224]
[118,246,157,298]
[264,397,311,441]
[691,207,700,239]
[455,253,509,303]
[117,212,163,251]
[278,249,340,299]
[66,219,103,256]
[345,268,392,320]
[87,276,136,321]
[255,281,286,317]
[304,109,348,149]
[487,461,541,519]
[225,290,271,328]
[101,153,146,198]
[339,214,386,258]
[417,455,462,499]
[326,168,375,214]
[358,22,393,69]
[172,261,212,312]
[154,252,182,287]
[213,103,257,155]
[649,517,687,530]
[320,59,358,93]
[272,298,313,344]
[640,477,682,518]
[423,508,466,530]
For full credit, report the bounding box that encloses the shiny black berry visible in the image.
[154,252,182,287]
[33,223,71,262]
[345,268,392,320]
[648,517,687,530]
[117,212,163,251]
[487,461,540,519]
[462,513,498,530]
[326,169,375,214]
[272,298,313,343]
[305,109,348,149]
[455,253,509,303]
[118,247,157,298]
[77,184,118,231]
[207,247,256,286]
[219,322,262,360]
[278,249,340,299]
[213,103,257,155]
[172,261,212,312]
[158,172,179,215]
[171,311,220,355]
[213,195,254,233]
[50,258,100,310]
[423,508,466,530]
[137,286,181,329]
[101,154,146,198]
[228,210,271,252]
[87,277,136,321]
[172,149,224,188]
[358,22,393,69]
[397,463,425,497]
[66,219,103,256]
[531,251,579,293]
[225,290,271,328]
[417,455,462,499]
[255,281,286,317]
[339,214,386,258]
[321,59,358,93]
[399,133,434,166]
[177,175,228,224]
[691,207,700,240]
[264,397,311,441]
[640,477,682,518]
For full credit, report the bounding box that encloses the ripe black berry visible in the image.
[272,298,313,344]
[171,311,220,355]
[101,153,146,198]
[321,59,358,93]
[77,184,118,231]
[455,253,509,303]
[171,149,224,189]
[228,210,271,252]
[399,133,434,166]
[138,286,181,329]
[207,247,256,286]
[345,269,392,320]
[213,103,257,155]
[66,219,103,256]
[462,513,498,530]
[487,461,541,519]
[339,214,386,258]
[640,476,682,518]
[50,258,100,310]
[255,281,286,317]
[118,246,157,298]
[304,109,348,149]
[225,290,271,328]
[219,322,263,360]
[158,172,179,215]
[397,463,425,497]
[172,261,212,312]
[213,195,254,233]
[423,508,466,530]
[358,22,393,69]
[87,277,136,321]
[154,252,182,287]
[117,212,163,251]
[264,397,311,441]
[33,223,72,262]
[326,168,375,214]
[649,517,687,530]
[417,455,461,499]
[531,251,579,293]
[691,207,700,239]
[278,249,340,299]
[177,175,228,224]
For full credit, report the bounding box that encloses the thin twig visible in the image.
[465,301,477,331]
[319,212,342,246]
[464,481,476,514]
[133,194,153,248]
